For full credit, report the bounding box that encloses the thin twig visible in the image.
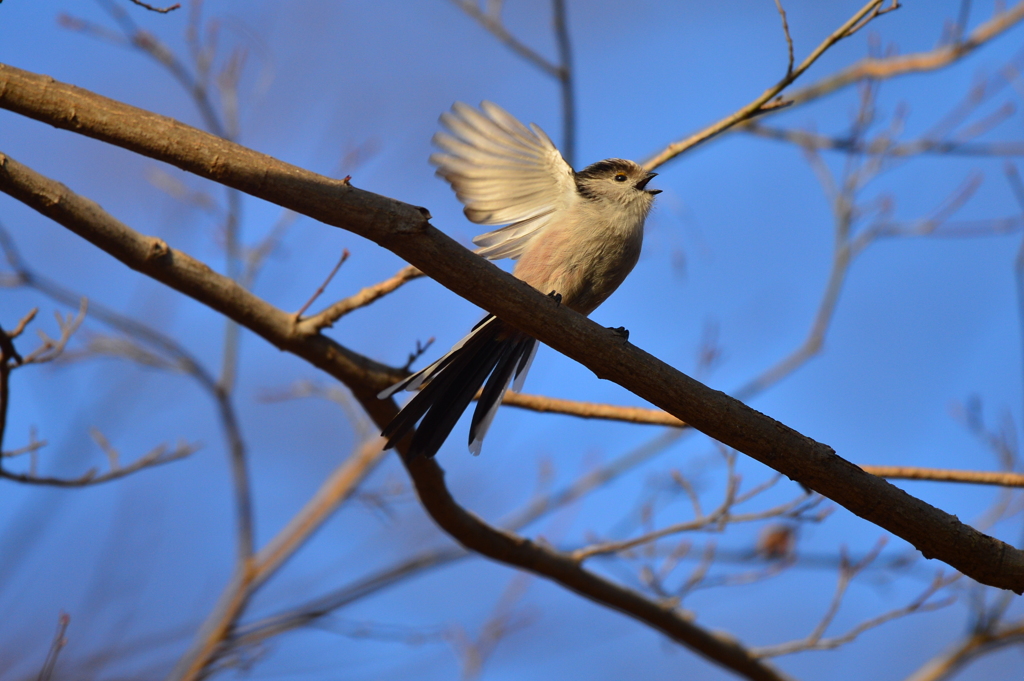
[300,264,422,334]
[772,1,1024,114]
[169,437,389,681]
[573,488,811,562]
[755,571,958,658]
[450,0,561,78]
[862,465,1024,488]
[645,0,894,169]
[1,440,197,487]
[552,0,575,166]
[745,123,1024,157]
[1004,163,1024,431]
[773,0,795,77]
[500,391,685,426]
[294,249,350,321]
[2,437,48,459]
[37,612,70,681]
[129,0,181,13]
[904,621,1024,681]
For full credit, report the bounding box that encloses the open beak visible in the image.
[636,172,661,195]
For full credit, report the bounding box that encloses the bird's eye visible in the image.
[614,174,628,182]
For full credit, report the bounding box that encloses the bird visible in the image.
[379,101,660,459]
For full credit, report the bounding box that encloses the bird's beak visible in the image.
[636,172,661,194]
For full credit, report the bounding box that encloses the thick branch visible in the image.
[2,64,1023,594]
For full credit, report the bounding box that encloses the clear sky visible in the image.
[0,1,1022,680]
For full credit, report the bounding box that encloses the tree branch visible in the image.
[1,65,1023,593]
[860,466,1024,488]
[643,0,896,169]
[402,454,795,681]
[777,2,1024,113]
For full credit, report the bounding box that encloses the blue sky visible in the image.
[1,1,1022,680]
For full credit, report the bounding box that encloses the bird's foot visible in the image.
[608,326,630,342]
[547,291,563,306]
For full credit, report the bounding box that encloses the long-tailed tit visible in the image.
[380,102,660,459]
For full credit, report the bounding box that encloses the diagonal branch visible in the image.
[0,440,197,486]
[169,438,388,681]
[859,466,1024,487]
[644,0,896,169]
[1,65,1023,593]
[450,0,561,78]
[779,2,1024,112]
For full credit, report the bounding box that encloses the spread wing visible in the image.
[430,101,577,260]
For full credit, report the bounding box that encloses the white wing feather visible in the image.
[430,101,576,261]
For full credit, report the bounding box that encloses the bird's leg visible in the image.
[608,326,630,342]
[547,291,563,306]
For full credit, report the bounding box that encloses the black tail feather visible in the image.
[382,318,519,459]
[469,336,533,448]
[409,340,504,458]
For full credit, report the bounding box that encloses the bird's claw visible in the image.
[548,291,563,306]
[608,326,630,342]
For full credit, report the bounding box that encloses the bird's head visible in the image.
[574,159,661,208]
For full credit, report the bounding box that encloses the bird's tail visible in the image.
[380,316,537,459]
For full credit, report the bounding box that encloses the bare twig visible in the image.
[500,391,685,426]
[129,0,181,13]
[552,0,575,165]
[18,300,88,366]
[951,0,973,44]
[0,440,198,487]
[574,489,814,562]
[227,546,467,650]
[449,0,560,78]
[240,207,301,290]
[229,426,694,652]
[745,123,1024,157]
[89,427,120,470]
[402,337,435,372]
[735,73,987,402]
[451,572,536,679]
[300,264,422,334]
[645,0,895,169]
[861,465,1024,487]
[755,570,958,658]
[773,0,795,77]
[169,437,389,680]
[2,437,48,459]
[904,620,1024,681]
[450,0,575,164]
[92,2,257,567]
[0,224,215,382]
[773,2,1024,113]
[1005,163,1024,432]
[294,249,350,321]
[37,612,70,681]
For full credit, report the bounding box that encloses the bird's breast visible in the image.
[512,205,645,316]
